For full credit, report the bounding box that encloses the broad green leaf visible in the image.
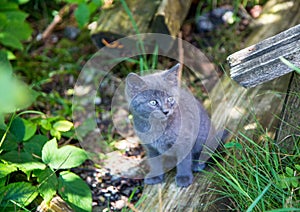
[74,3,90,28]
[295,164,300,171]
[0,151,46,171]
[0,182,38,207]
[53,120,73,132]
[0,130,18,151]
[0,32,23,50]
[2,10,28,22]
[10,117,37,142]
[33,168,58,204]
[23,134,48,157]
[0,163,17,178]
[42,138,88,169]
[58,171,92,212]
[4,20,32,41]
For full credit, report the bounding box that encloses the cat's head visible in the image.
[125,64,181,121]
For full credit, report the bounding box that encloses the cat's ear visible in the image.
[125,73,147,98]
[163,63,180,87]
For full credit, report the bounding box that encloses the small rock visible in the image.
[64,26,80,40]
[112,199,126,210]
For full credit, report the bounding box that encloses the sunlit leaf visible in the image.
[0,182,38,207]
[33,168,58,204]
[0,162,17,178]
[42,138,88,169]
[0,151,46,171]
[53,120,73,132]
[58,171,92,212]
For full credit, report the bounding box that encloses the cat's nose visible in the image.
[162,109,170,116]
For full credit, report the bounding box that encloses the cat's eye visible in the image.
[149,100,157,106]
[167,96,175,103]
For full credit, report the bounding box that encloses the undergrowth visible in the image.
[209,127,300,211]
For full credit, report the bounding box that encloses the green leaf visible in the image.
[53,120,73,132]
[58,171,92,212]
[2,10,28,22]
[224,141,243,150]
[74,3,90,28]
[40,119,51,130]
[10,117,37,142]
[0,129,18,151]
[4,20,32,41]
[0,182,38,207]
[42,138,88,169]
[33,168,58,204]
[0,151,46,172]
[23,134,48,157]
[0,162,17,178]
[286,167,294,177]
[0,32,23,50]
[50,128,61,140]
[295,164,300,172]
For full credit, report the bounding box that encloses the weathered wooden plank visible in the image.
[227,24,300,88]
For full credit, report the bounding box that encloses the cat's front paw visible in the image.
[192,162,206,172]
[144,174,164,185]
[176,174,193,187]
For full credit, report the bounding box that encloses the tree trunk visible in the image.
[91,0,192,48]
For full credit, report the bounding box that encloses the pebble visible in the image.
[73,166,144,211]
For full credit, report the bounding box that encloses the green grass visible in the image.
[208,127,300,211]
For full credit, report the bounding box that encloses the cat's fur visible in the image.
[125,64,221,187]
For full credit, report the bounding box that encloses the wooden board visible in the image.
[227,24,300,88]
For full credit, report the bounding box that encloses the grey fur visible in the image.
[125,64,218,187]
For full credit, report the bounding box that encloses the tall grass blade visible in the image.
[246,183,271,212]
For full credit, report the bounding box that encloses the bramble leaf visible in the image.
[58,171,92,212]
[42,138,88,169]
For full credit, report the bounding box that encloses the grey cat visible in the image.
[125,63,224,187]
